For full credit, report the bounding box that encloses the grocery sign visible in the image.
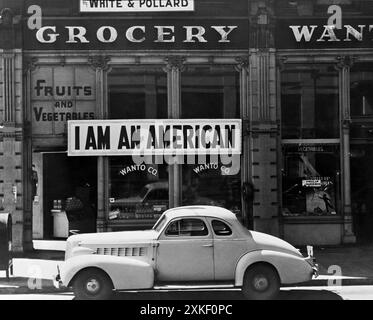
[23,19,247,50]
[68,119,242,156]
[80,0,195,12]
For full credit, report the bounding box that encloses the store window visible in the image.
[281,64,339,139]
[181,66,242,216]
[108,67,169,223]
[281,144,341,217]
[281,63,342,217]
[351,63,373,118]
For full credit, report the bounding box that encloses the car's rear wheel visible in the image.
[242,264,280,300]
[73,269,114,300]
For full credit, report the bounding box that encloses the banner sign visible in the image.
[276,18,373,49]
[23,19,248,50]
[80,0,195,12]
[68,119,242,156]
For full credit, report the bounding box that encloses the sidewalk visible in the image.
[1,244,373,294]
[0,257,68,294]
[303,244,373,287]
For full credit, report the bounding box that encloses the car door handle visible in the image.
[202,244,214,248]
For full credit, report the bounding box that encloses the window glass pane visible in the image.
[109,157,169,221]
[281,64,339,139]
[180,219,208,237]
[165,220,180,236]
[108,67,168,224]
[165,219,209,237]
[109,66,167,119]
[181,65,242,218]
[282,144,341,216]
[181,65,240,119]
[351,63,373,117]
[212,220,232,236]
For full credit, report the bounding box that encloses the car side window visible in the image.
[212,220,232,236]
[165,219,209,237]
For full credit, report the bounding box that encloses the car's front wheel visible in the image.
[242,264,280,300]
[73,269,114,300]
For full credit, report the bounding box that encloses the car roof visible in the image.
[164,206,238,222]
[144,181,168,190]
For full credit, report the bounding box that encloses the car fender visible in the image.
[60,255,154,290]
[235,250,313,286]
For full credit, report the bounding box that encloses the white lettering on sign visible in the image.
[68,119,242,157]
[80,0,195,12]
[66,26,90,43]
[289,24,372,42]
[34,25,238,44]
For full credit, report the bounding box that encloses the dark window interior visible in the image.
[166,219,209,237]
[212,220,232,236]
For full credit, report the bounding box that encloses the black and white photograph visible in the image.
[0,0,373,309]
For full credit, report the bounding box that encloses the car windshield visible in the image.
[153,214,167,232]
[139,186,150,199]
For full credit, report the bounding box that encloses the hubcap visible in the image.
[252,275,269,292]
[86,278,101,294]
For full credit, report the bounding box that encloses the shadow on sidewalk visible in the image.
[314,244,373,279]
[111,289,343,300]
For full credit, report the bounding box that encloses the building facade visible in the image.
[1,0,372,252]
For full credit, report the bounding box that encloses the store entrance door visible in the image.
[43,153,97,239]
[351,141,373,244]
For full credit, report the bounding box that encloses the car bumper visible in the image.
[53,265,66,289]
[305,256,319,278]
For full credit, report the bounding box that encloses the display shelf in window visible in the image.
[281,144,341,217]
[109,199,168,221]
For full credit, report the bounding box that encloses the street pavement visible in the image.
[1,243,373,299]
[0,285,373,300]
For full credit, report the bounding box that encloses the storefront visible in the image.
[276,1,373,245]
[2,0,373,252]
[21,0,251,245]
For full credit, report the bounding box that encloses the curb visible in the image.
[2,274,373,295]
[0,279,71,295]
[0,287,71,295]
[283,278,373,287]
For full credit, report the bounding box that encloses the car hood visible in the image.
[68,230,158,246]
[250,231,302,257]
[113,196,143,204]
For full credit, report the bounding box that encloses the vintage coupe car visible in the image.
[55,206,318,300]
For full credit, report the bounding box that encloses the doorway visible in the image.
[351,141,373,243]
[42,153,97,239]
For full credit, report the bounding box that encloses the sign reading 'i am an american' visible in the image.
[80,0,195,12]
[68,119,242,157]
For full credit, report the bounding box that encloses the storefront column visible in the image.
[336,56,356,244]
[0,8,24,251]
[89,56,111,232]
[22,58,37,250]
[248,1,279,236]
[164,57,185,208]
[236,56,252,228]
[248,50,279,236]
[0,50,24,252]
